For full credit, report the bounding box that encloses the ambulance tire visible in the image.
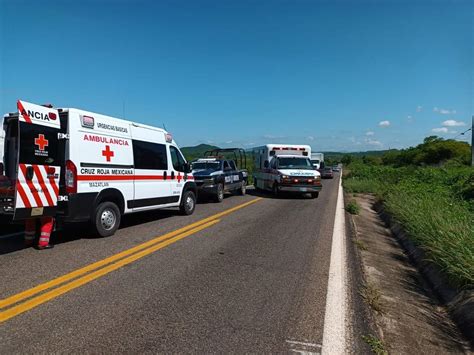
[93,201,121,237]
[215,183,224,203]
[180,190,196,215]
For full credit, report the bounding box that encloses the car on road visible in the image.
[192,157,247,202]
[332,165,340,172]
[321,167,334,179]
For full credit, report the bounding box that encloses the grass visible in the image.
[353,238,368,251]
[346,199,361,215]
[343,164,474,289]
[360,282,384,314]
[362,334,388,355]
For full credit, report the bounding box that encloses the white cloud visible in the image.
[407,115,414,123]
[365,138,383,147]
[432,127,448,133]
[442,119,465,127]
[366,131,375,136]
[416,106,423,112]
[306,136,315,141]
[379,120,391,127]
[434,108,456,115]
[225,140,233,144]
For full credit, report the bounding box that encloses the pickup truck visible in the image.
[191,148,248,202]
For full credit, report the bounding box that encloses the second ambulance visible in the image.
[252,144,322,198]
[0,100,197,237]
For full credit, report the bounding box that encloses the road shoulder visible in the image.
[347,193,470,354]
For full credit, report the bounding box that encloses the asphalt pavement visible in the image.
[0,176,340,353]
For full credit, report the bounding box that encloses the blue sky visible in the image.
[1,0,472,151]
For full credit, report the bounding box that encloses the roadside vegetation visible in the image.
[345,199,361,215]
[342,136,474,289]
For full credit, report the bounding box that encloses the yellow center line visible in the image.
[0,219,220,323]
[0,197,262,311]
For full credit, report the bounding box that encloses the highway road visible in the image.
[0,175,351,353]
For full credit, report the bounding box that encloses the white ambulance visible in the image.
[0,100,197,237]
[252,144,322,198]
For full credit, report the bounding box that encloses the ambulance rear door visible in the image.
[13,100,61,220]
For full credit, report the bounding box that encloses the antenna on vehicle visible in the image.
[163,123,168,131]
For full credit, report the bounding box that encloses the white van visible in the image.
[252,144,322,198]
[0,100,197,236]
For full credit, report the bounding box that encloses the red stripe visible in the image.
[45,165,59,197]
[17,101,32,124]
[77,174,195,181]
[33,165,54,206]
[20,164,43,207]
[16,180,32,208]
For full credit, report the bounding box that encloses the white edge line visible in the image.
[321,170,347,355]
[286,340,322,348]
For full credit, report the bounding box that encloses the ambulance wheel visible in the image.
[93,201,121,237]
[180,190,196,215]
[311,192,319,199]
[215,183,224,203]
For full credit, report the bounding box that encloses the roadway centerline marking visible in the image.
[0,219,220,323]
[0,198,262,316]
[321,170,347,354]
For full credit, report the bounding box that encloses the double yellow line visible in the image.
[0,198,262,323]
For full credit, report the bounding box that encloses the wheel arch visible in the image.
[93,188,125,215]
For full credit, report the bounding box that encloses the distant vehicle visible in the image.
[252,144,322,198]
[310,152,324,170]
[191,148,248,202]
[332,165,341,172]
[321,167,334,179]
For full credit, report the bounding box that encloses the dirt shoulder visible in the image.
[347,193,471,354]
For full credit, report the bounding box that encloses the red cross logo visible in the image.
[177,172,182,182]
[34,134,49,151]
[102,145,114,162]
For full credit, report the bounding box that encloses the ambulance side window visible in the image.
[133,140,168,170]
[169,146,186,172]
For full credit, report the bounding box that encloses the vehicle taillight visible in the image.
[65,160,77,194]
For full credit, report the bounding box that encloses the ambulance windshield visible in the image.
[278,157,313,170]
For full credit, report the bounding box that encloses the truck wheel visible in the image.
[311,192,319,199]
[93,201,121,237]
[272,182,279,197]
[180,190,196,215]
[215,183,224,202]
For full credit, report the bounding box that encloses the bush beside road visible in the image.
[342,136,473,289]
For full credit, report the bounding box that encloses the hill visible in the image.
[181,144,220,161]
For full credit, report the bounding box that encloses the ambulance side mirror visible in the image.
[0,162,3,176]
[184,163,192,174]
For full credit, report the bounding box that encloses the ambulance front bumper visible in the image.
[278,185,322,193]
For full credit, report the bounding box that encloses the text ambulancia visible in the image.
[0,100,197,237]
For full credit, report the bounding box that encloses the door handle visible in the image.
[171,171,175,180]
[163,171,167,180]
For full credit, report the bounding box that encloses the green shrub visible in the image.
[346,199,361,215]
